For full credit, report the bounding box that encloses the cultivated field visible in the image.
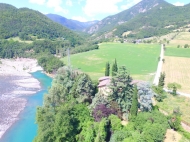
[165,47,190,58]
[162,56,190,94]
[170,32,190,46]
[62,43,160,80]
[157,93,190,125]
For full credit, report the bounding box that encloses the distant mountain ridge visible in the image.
[112,3,190,39]
[86,0,171,35]
[46,14,98,31]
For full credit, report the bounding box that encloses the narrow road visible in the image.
[153,45,190,98]
[163,88,190,98]
[153,44,164,85]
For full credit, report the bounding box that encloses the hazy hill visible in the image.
[0,3,82,45]
[113,3,190,39]
[86,0,171,35]
[46,14,98,31]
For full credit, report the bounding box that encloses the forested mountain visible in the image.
[46,14,98,31]
[86,0,171,35]
[0,3,82,45]
[113,3,190,39]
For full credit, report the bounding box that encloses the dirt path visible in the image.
[159,109,190,133]
[153,44,164,85]
[164,129,182,142]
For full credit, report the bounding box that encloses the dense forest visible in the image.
[0,39,98,72]
[34,66,189,142]
[0,3,82,45]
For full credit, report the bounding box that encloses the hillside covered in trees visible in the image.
[0,3,100,73]
[114,3,190,39]
[0,3,82,45]
[86,0,190,40]
[86,0,172,35]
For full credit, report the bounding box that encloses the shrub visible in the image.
[184,44,189,48]
[137,82,155,112]
[92,104,117,122]
[168,107,182,131]
[167,82,181,96]
[152,86,166,102]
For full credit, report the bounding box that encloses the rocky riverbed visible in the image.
[0,58,42,139]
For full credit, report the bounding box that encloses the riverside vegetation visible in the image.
[34,65,190,142]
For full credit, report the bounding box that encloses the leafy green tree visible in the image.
[167,82,181,96]
[109,66,133,119]
[35,99,93,142]
[130,85,138,119]
[152,85,166,102]
[105,62,110,76]
[74,73,95,103]
[108,115,123,132]
[184,44,189,48]
[112,59,118,76]
[94,118,109,142]
[77,121,96,142]
[110,130,130,142]
[38,56,64,73]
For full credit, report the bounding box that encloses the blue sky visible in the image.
[0,0,189,22]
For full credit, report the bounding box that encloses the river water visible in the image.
[1,71,52,142]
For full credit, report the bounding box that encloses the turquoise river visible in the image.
[1,71,52,142]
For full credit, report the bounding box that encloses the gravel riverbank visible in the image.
[0,58,42,139]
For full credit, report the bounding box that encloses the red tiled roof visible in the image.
[98,76,111,81]
[98,79,111,87]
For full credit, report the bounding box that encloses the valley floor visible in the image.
[0,58,42,139]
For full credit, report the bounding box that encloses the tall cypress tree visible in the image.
[158,72,165,88]
[112,58,118,76]
[114,58,118,73]
[130,85,138,119]
[105,62,110,76]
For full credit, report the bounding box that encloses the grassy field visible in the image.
[157,93,190,125]
[7,37,33,43]
[164,47,190,58]
[62,43,160,80]
[169,31,190,46]
[162,56,190,94]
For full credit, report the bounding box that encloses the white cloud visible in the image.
[29,0,46,5]
[83,0,123,17]
[121,0,142,10]
[47,0,68,14]
[72,16,87,22]
[66,0,73,6]
[173,2,184,6]
[78,0,84,4]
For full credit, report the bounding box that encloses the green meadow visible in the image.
[165,46,190,58]
[62,43,160,80]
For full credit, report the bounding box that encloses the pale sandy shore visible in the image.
[0,58,43,139]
